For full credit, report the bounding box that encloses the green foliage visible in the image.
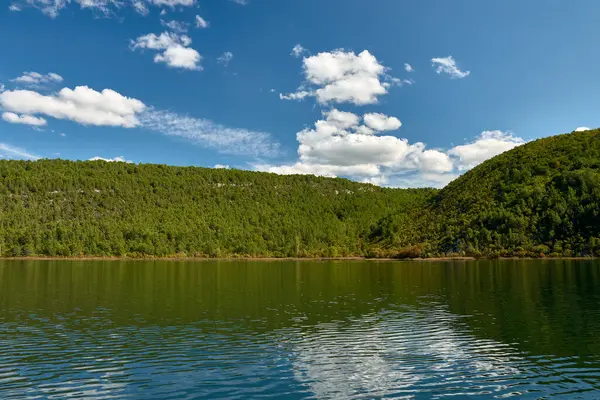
[2,129,599,259]
[0,159,433,258]
[428,129,600,257]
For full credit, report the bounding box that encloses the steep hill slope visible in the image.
[430,129,600,257]
[0,160,434,257]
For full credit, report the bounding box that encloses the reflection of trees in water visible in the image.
[1,259,600,358]
[439,260,600,357]
[2,260,600,398]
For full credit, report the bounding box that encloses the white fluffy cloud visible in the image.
[419,149,454,173]
[256,110,524,188]
[155,46,201,70]
[12,72,63,86]
[404,63,413,72]
[294,110,409,168]
[214,164,230,169]
[89,156,132,163]
[195,15,210,28]
[575,126,590,132]
[431,56,470,79]
[324,109,361,129]
[447,130,524,170]
[257,110,424,180]
[363,113,402,132]
[0,86,146,128]
[132,31,191,49]
[139,109,280,157]
[131,32,202,71]
[0,143,39,160]
[2,112,47,126]
[282,49,397,105]
[217,52,233,67]
[257,162,381,178]
[362,175,389,186]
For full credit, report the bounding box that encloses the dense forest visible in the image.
[426,129,600,258]
[0,159,432,258]
[0,129,599,258]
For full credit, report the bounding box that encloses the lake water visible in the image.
[1,260,599,399]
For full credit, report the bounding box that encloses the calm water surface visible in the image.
[1,260,600,399]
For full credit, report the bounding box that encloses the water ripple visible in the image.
[1,260,600,399]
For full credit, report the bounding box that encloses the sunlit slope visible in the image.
[3,131,599,259]
[431,129,600,256]
[0,159,434,257]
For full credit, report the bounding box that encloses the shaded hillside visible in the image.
[0,160,434,257]
[429,129,600,257]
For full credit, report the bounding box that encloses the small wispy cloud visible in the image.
[139,109,280,157]
[290,44,308,58]
[13,0,196,18]
[11,71,63,87]
[0,143,40,160]
[217,52,233,67]
[195,15,210,28]
[132,1,148,16]
[161,19,189,33]
[279,91,312,101]
[431,56,470,79]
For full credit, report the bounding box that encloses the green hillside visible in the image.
[0,160,433,258]
[428,129,600,257]
[1,130,599,259]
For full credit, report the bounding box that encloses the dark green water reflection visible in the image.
[1,260,599,398]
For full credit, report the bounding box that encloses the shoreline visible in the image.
[0,256,595,262]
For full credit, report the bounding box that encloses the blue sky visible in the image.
[0,0,598,187]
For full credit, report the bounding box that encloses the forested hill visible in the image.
[426,129,600,257]
[0,160,434,257]
[1,129,599,258]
